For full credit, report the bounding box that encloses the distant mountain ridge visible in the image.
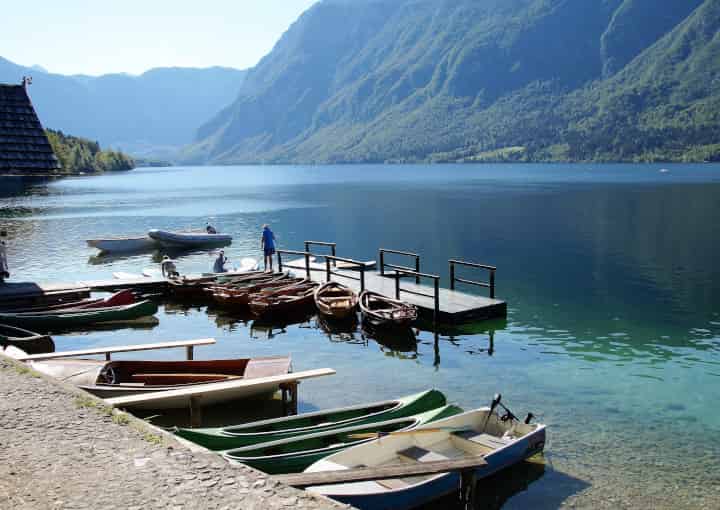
[188,0,719,164]
[0,57,246,159]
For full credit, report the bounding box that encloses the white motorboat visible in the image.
[148,229,233,248]
[304,402,546,510]
[87,236,157,253]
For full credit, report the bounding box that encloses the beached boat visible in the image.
[223,405,463,474]
[86,236,157,253]
[0,323,54,354]
[29,355,292,399]
[148,229,233,248]
[0,300,158,330]
[249,282,319,318]
[314,282,358,320]
[359,291,418,329]
[175,389,447,450]
[304,406,546,510]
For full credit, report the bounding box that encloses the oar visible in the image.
[481,393,502,433]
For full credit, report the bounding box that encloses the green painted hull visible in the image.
[223,404,464,475]
[176,389,447,450]
[0,300,158,330]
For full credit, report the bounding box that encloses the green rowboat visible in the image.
[0,300,158,330]
[176,389,447,450]
[222,404,464,474]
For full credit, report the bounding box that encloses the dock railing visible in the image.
[449,259,497,299]
[379,248,421,284]
[393,268,441,324]
[323,255,367,292]
[305,241,337,267]
[276,249,313,279]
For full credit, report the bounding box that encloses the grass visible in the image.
[74,396,166,445]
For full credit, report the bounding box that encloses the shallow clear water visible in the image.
[2,164,719,508]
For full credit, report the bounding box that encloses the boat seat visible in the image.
[129,373,240,384]
[397,446,449,463]
[351,464,412,491]
[452,431,512,450]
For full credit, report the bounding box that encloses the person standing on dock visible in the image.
[0,231,8,283]
[261,224,276,272]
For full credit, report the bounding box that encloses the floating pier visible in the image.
[279,242,507,325]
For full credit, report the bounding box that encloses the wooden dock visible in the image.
[284,257,506,324]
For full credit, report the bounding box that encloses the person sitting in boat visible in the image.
[213,250,228,273]
[161,255,179,279]
[0,230,8,284]
[206,223,217,234]
[261,224,276,272]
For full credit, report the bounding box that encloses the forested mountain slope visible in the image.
[189,0,719,164]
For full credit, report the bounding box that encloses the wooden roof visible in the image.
[0,83,60,175]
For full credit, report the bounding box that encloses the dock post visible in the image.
[105,352,111,361]
[281,382,299,416]
[433,278,440,325]
[459,468,478,510]
[304,241,310,254]
[488,330,495,356]
[331,244,337,267]
[186,345,194,360]
[277,252,283,272]
[379,250,384,276]
[325,257,331,282]
[360,266,365,292]
[415,256,420,284]
[490,269,496,299]
[450,261,455,290]
[305,253,311,279]
[189,397,202,428]
[395,274,401,300]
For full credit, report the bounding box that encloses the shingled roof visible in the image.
[0,82,60,175]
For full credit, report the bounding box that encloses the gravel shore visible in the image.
[0,355,345,510]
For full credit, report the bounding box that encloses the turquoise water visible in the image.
[2,164,719,508]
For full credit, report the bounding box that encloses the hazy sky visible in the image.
[3,0,318,76]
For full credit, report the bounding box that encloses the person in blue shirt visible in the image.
[261,224,276,272]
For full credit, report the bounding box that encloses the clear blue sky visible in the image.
[3,0,318,76]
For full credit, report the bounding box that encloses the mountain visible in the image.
[0,58,246,158]
[189,0,719,164]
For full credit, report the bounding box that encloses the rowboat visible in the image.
[86,236,157,253]
[304,407,546,510]
[314,282,358,320]
[359,291,418,329]
[148,229,233,248]
[175,389,447,450]
[29,355,292,399]
[249,282,319,318]
[223,405,464,474]
[210,275,303,307]
[0,290,135,313]
[0,300,158,330]
[0,323,54,354]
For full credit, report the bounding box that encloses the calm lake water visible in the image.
[2,164,719,508]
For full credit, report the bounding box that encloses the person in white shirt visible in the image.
[161,255,179,278]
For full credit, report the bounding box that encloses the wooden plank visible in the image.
[15,338,217,361]
[105,368,336,408]
[274,455,488,487]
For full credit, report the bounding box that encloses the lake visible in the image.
[1,164,719,508]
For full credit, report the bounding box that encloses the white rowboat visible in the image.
[87,236,157,253]
[304,408,546,510]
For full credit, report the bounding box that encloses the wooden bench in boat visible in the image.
[14,338,216,361]
[452,431,513,450]
[274,455,488,488]
[128,373,241,384]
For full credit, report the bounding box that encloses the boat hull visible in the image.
[0,300,158,330]
[148,229,232,248]
[87,237,157,253]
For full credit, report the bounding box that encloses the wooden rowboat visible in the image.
[175,389,447,450]
[0,323,54,354]
[359,291,417,329]
[0,290,135,313]
[223,405,463,474]
[248,282,319,318]
[0,300,158,330]
[29,355,292,400]
[304,407,546,510]
[314,282,358,320]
